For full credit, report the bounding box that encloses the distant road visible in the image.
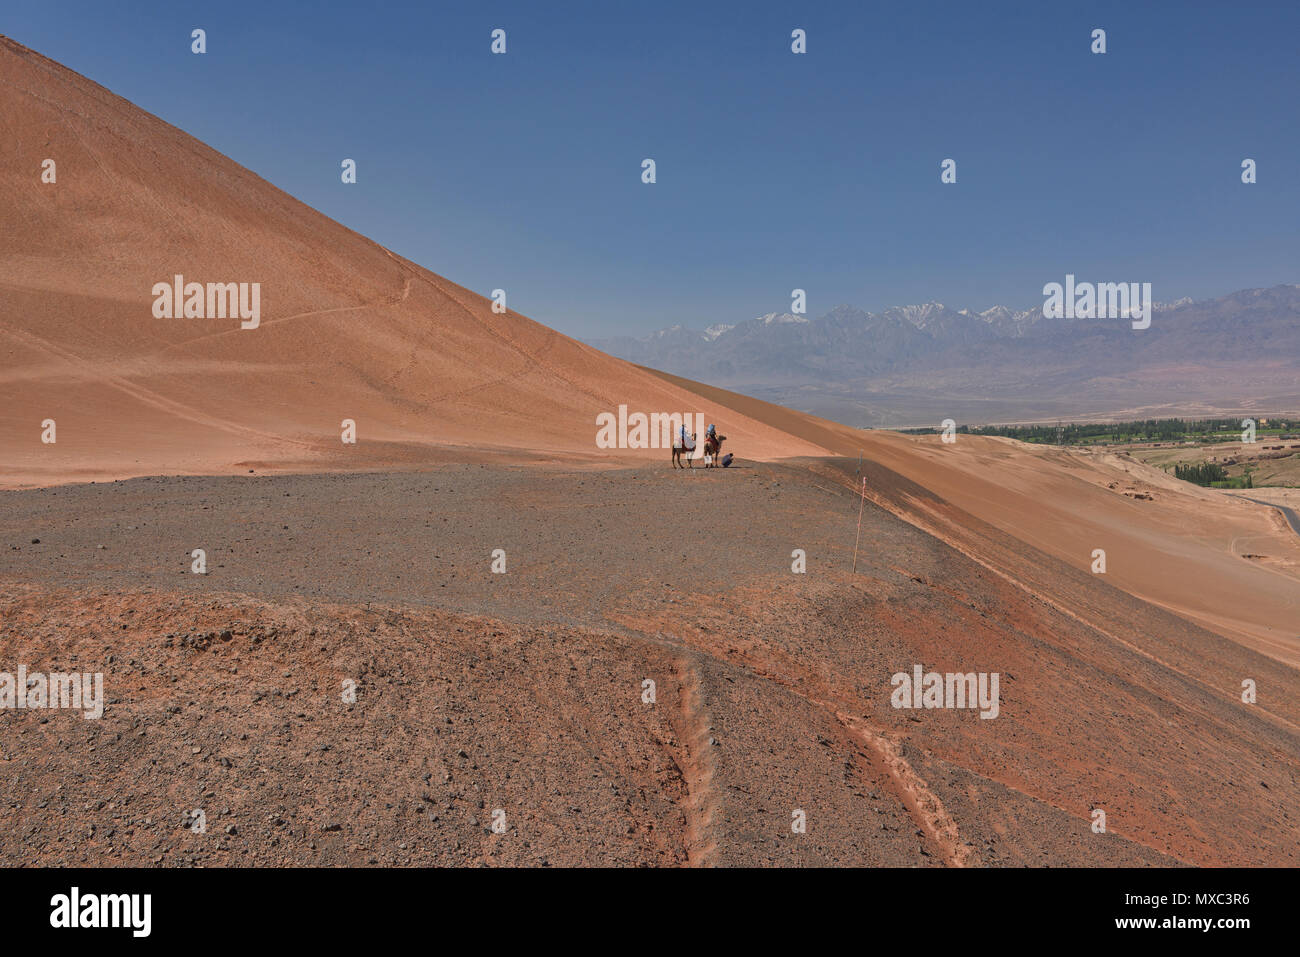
[1236,496,1300,536]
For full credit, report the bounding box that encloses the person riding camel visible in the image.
[702,423,725,467]
[672,424,697,468]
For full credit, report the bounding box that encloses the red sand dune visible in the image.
[0,36,827,488]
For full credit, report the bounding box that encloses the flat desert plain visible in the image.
[1,36,1297,867]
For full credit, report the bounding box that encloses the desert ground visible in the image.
[2,459,1298,867]
[1,35,1297,867]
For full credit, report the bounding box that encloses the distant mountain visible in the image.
[587,285,1300,425]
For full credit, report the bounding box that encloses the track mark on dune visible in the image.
[830,709,974,867]
[410,268,642,409]
[668,657,720,867]
[150,275,414,358]
[627,619,972,867]
[0,325,320,451]
[720,636,972,866]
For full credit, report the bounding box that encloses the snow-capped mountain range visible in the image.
[587,285,1300,424]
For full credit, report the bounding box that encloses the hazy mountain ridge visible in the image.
[589,285,1300,423]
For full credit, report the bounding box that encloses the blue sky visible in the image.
[8,1,1298,338]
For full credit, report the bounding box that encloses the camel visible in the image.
[703,433,726,467]
[672,432,697,469]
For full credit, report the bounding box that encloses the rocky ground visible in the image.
[0,459,1295,866]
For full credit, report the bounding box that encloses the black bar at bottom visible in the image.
[0,866,1275,943]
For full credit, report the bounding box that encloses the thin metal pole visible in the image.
[851,475,866,573]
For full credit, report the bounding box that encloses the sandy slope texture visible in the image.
[0,36,828,488]
[645,370,1300,664]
